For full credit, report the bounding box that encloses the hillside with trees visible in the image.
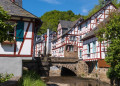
[38,10,82,35]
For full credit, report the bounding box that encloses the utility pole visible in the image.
[46,29,50,56]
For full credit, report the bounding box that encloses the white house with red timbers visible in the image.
[0,0,42,77]
[51,2,116,61]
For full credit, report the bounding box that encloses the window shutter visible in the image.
[93,42,94,53]
[16,21,24,41]
[94,41,96,53]
[80,50,82,58]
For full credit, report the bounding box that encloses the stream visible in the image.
[47,76,110,86]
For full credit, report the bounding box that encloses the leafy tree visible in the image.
[38,10,82,35]
[0,7,14,43]
[96,9,120,82]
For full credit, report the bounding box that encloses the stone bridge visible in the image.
[48,57,88,76]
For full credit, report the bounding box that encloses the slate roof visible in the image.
[0,0,38,19]
[81,15,111,40]
[81,28,99,41]
[52,17,84,42]
[59,20,73,28]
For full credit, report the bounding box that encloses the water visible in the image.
[47,77,110,86]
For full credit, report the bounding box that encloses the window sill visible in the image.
[2,40,15,45]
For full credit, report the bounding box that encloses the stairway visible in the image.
[35,57,51,77]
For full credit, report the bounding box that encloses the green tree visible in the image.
[38,10,82,35]
[0,7,14,43]
[96,10,120,83]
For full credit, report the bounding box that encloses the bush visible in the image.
[0,73,13,83]
[18,70,46,86]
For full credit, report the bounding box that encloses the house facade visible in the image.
[35,30,56,57]
[51,19,83,58]
[51,2,116,60]
[0,0,42,77]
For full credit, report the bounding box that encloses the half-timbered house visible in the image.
[51,2,116,61]
[35,30,56,57]
[0,0,42,77]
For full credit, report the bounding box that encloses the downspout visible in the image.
[32,26,38,60]
[100,42,102,59]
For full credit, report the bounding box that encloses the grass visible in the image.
[18,70,46,86]
[0,73,13,83]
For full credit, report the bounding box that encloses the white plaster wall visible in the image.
[0,44,14,54]
[0,57,22,77]
[20,40,31,55]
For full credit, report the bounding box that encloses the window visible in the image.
[61,37,65,43]
[93,41,96,53]
[70,36,76,41]
[16,21,24,41]
[58,30,61,35]
[70,46,74,51]
[66,45,74,52]
[59,48,61,53]
[7,21,15,39]
[80,50,82,58]
[87,44,90,54]
[85,21,88,28]
[80,36,82,42]
[62,47,64,53]
[97,19,99,23]
[78,25,81,31]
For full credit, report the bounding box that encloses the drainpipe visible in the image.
[100,42,102,59]
[32,27,38,60]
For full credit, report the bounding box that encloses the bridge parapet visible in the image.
[49,57,78,63]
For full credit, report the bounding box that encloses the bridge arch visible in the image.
[50,63,77,76]
[61,67,76,76]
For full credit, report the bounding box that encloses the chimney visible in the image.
[11,0,22,7]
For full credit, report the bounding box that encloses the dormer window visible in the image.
[85,21,88,28]
[78,25,81,31]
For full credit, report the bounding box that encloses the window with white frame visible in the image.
[80,36,82,42]
[66,45,74,52]
[93,41,96,53]
[97,19,99,23]
[78,25,82,31]
[87,44,90,54]
[59,48,61,53]
[85,21,88,28]
[70,36,76,41]
[80,50,82,58]
[61,37,65,43]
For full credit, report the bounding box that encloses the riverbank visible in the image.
[18,70,46,86]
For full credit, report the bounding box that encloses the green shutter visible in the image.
[93,41,96,53]
[93,42,94,53]
[16,21,24,41]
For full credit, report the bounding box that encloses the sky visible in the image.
[23,0,100,17]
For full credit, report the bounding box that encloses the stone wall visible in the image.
[64,51,78,58]
[76,60,88,77]
[98,68,110,83]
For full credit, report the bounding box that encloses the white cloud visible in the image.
[41,0,60,4]
[82,8,88,13]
